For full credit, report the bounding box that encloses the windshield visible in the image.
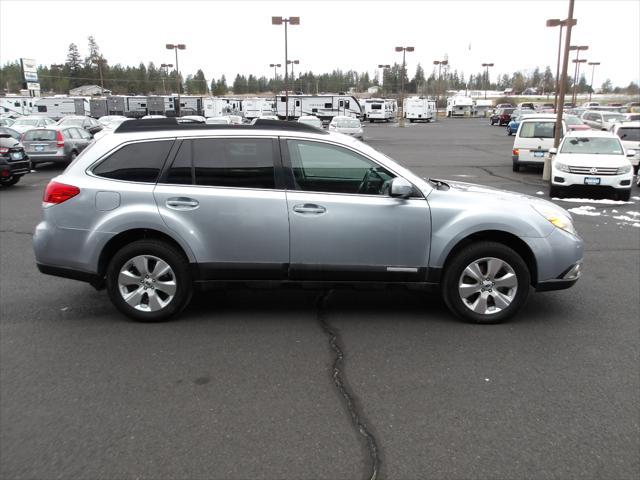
[560,136,623,155]
[13,118,40,126]
[23,129,56,141]
[602,114,626,122]
[617,127,640,142]
[336,119,361,128]
[564,115,583,125]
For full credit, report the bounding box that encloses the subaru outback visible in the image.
[33,118,583,323]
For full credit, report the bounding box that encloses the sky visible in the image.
[1,0,639,88]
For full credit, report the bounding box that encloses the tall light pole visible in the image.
[160,63,173,95]
[288,59,300,91]
[588,61,600,102]
[481,63,494,99]
[569,45,588,106]
[377,64,390,94]
[91,56,107,95]
[395,46,414,127]
[572,58,587,105]
[544,0,576,182]
[272,16,300,121]
[166,43,186,116]
[433,59,448,117]
[546,18,574,111]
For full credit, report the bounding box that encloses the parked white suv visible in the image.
[550,130,635,200]
[611,121,640,173]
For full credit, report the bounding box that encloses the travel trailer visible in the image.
[446,96,474,117]
[243,97,275,119]
[363,98,397,122]
[275,94,362,120]
[0,95,38,116]
[403,96,436,122]
[33,96,89,119]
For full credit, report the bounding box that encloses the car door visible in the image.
[74,127,92,150]
[154,136,290,280]
[281,138,431,282]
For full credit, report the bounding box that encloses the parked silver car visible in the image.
[22,125,92,165]
[329,116,364,139]
[33,118,583,323]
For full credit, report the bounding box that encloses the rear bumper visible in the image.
[37,263,104,288]
[1,159,31,176]
[28,153,69,164]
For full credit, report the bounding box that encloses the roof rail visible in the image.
[114,117,327,134]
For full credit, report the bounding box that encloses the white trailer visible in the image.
[0,95,38,116]
[276,94,362,121]
[403,96,436,122]
[202,97,243,118]
[363,98,396,122]
[446,96,474,117]
[243,97,275,119]
[34,96,90,119]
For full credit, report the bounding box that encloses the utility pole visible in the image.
[91,56,107,94]
[272,16,300,121]
[395,46,414,127]
[544,0,575,182]
[166,44,186,116]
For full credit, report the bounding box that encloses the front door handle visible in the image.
[293,203,326,214]
[166,197,199,210]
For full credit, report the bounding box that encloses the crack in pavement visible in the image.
[0,230,33,236]
[478,166,547,187]
[316,290,380,480]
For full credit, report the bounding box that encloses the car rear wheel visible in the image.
[512,161,520,172]
[0,174,21,186]
[106,240,192,322]
[442,242,530,324]
[507,127,512,135]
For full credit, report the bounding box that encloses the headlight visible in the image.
[554,161,571,173]
[531,203,577,236]
[617,164,632,174]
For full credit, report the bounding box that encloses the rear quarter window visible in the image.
[93,140,173,183]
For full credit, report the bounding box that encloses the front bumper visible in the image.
[1,158,31,177]
[536,262,582,291]
[551,168,633,189]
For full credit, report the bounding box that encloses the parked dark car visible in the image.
[490,108,515,126]
[0,133,30,187]
[21,126,92,165]
[58,115,103,135]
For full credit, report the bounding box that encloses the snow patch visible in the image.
[632,196,640,201]
[613,215,640,222]
[536,191,544,195]
[568,206,601,216]
[552,197,634,205]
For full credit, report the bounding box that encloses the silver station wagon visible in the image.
[34,118,583,323]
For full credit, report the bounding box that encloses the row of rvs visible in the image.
[2,93,480,121]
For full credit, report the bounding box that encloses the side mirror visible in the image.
[549,147,558,155]
[389,177,413,198]
[627,149,636,157]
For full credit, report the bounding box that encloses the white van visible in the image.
[512,117,566,172]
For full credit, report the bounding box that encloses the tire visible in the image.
[442,241,531,324]
[0,175,21,186]
[507,127,512,135]
[106,239,192,322]
[68,151,78,163]
[409,119,415,123]
[512,161,520,172]
[618,189,631,201]
[549,185,563,198]
[490,119,495,125]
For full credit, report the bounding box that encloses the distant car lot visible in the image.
[1,118,638,480]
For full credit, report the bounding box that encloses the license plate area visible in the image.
[584,177,601,185]
[533,151,545,158]
[34,145,44,152]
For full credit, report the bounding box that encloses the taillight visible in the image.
[43,181,80,205]
[512,148,520,156]
[0,147,8,154]
[56,131,64,148]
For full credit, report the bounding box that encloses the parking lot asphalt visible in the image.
[1,118,639,480]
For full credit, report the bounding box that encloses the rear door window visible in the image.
[23,130,55,141]
[67,128,81,139]
[519,122,557,139]
[166,138,276,189]
[93,140,173,183]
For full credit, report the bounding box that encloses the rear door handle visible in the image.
[166,197,199,210]
[293,203,326,214]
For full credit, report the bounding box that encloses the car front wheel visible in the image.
[0,174,21,186]
[106,239,192,322]
[442,242,531,324]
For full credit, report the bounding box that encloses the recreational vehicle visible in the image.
[34,96,89,119]
[0,95,38,116]
[446,96,474,117]
[276,94,362,121]
[243,97,275,119]
[363,98,396,122]
[403,96,436,122]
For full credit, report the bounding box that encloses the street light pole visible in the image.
[395,46,414,127]
[544,0,576,182]
[288,59,299,91]
[166,43,186,116]
[377,64,390,94]
[588,61,600,102]
[569,45,588,106]
[572,58,587,105]
[272,16,300,121]
[160,63,173,95]
[481,63,494,100]
[433,59,448,118]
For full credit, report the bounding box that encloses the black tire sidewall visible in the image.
[442,242,531,324]
[106,240,192,322]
